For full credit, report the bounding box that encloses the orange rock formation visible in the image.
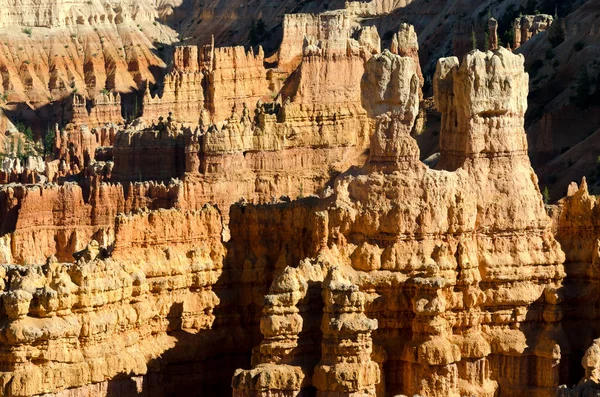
[1,2,600,396]
[232,48,567,397]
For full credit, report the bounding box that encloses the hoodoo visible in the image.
[0,1,599,396]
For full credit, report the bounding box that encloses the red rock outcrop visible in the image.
[106,15,379,224]
[0,183,123,263]
[0,0,180,28]
[0,1,179,133]
[0,178,192,264]
[69,92,124,126]
[54,123,117,178]
[207,46,268,123]
[141,43,269,125]
[111,123,186,183]
[345,0,416,16]
[550,179,600,395]
[142,45,207,125]
[278,11,359,73]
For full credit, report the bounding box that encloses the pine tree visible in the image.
[44,127,56,157]
[249,19,267,46]
[543,186,551,204]
[471,29,477,51]
[548,18,565,48]
[484,31,490,51]
[16,138,23,160]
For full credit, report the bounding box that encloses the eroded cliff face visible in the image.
[0,11,385,265]
[513,14,553,50]
[1,2,600,396]
[0,0,181,138]
[0,20,176,103]
[0,0,181,28]
[0,206,226,397]
[231,48,567,397]
[548,179,600,396]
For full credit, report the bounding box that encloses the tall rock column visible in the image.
[488,17,498,50]
[391,23,423,94]
[434,48,566,396]
[389,23,425,130]
[312,266,380,396]
[232,260,330,397]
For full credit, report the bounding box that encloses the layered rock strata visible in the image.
[278,12,357,73]
[0,18,177,129]
[0,206,225,397]
[550,179,600,395]
[232,48,566,397]
[109,20,381,216]
[69,92,124,127]
[3,3,600,395]
[0,0,180,28]
[0,178,192,264]
[142,44,269,125]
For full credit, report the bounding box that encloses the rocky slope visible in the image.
[518,0,600,199]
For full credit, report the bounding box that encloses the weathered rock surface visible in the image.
[513,14,554,50]
[1,0,600,395]
[232,48,566,397]
[0,15,178,130]
[0,206,226,397]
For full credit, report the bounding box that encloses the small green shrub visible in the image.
[548,18,566,48]
[543,186,551,204]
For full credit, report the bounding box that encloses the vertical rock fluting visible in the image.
[0,12,381,266]
[278,12,357,73]
[207,46,268,123]
[142,45,207,125]
[231,48,565,396]
[1,4,596,395]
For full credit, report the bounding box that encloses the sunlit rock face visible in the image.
[0,0,599,394]
[231,48,566,397]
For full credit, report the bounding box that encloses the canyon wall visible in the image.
[0,206,228,397]
[232,48,568,397]
[0,9,383,266]
[142,44,269,125]
[550,179,600,394]
[0,0,180,28]
[2,1,600,396]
